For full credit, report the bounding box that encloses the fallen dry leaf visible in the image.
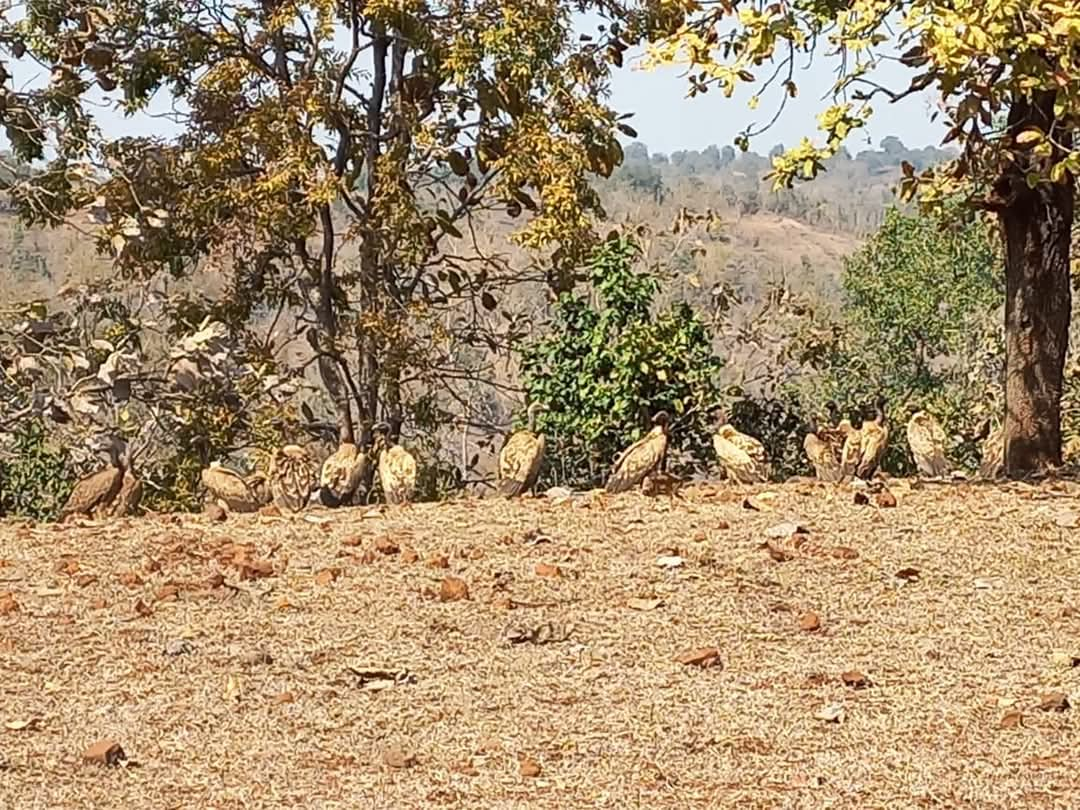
[0,592,19,615]
[765,521,809,538]
[314,568,340,587]
[341,535,363,548]
[439,576,469,602]
[675,647,722,668]
[763,540,793,563]
[155,584,180,602]
[1000,710,1023,729]
[1038,691,1070,712]
[894,567,921,582]
[4,718,40,731]
[374,536,400,555]
[840,670,869,689]
[876,491,898,508]
[816,703,845,723]
[656,555,685,569]
[853,492,870,506]
[382,747,416,769]
[519,756,542,777]
[535,563,562,578]
[427,553,449,569]
[401,548,419,564]
[83,739,126,766]
[799,612,821,632]
[133,598,153,617]
[831,546,859,560]
[271,691,295,706]
[628,597,664,611]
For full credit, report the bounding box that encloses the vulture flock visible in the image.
[57,395,1012,521]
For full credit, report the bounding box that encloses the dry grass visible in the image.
[3,479,1080,808]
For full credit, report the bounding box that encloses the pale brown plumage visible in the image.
[498,402,547,497]
[319,441,369,507]
[103,470,143,518]
[855,397,890,479]
[59,437,125,521]
[268,444,316,512]
[605,411,671,494]
[906,410,950,477]
[375,422,417,505]
[979,423,1004,479]
[803,418,842,482]
[201,461,265,513]
[713,423,769,483]
[840,422,863,479]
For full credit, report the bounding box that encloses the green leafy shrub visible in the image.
[518,233,724,489]
[0,419,72,520]
[808,204,1004,473]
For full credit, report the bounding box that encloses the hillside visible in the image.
[0,136,946,307]
[2,479,1079,808]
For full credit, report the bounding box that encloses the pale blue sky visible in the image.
[6,17,948,158]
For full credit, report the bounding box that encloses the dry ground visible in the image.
[3,479,1080,809]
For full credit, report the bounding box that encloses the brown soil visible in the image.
[2,479,1080,808]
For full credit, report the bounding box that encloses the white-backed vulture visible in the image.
[268,444,316,512]
[319,440,369,507]
[498,402,547,497]
[201,461,265,513]
[804,417,842,482]
[605,411,671,494]
[855,396,890,479]
[979,422,1004,479]
[375,421,417,505]
[713,423,769,483]
[906,410,950,477]
[59,436,126,521]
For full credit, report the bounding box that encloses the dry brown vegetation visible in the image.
[3,480,1080,807]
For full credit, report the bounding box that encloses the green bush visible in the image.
[0,420,73,520]
[810,204,1004,473]
[518,233,725,489]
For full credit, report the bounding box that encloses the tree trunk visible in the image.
[997,96,1074,476]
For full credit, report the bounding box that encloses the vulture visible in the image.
[319,438,369,507]
[497,402,547,497]
[712,422,769,483]
[979,421,1004,479]
[839,421,863,479]
[854,396,890,479]
[268,444,317,512]
[906,410,950,478]
[201,461,266,513]
[375,421,417,505]
[59,436,127,521]
[803,417,842,482]
[104,469,144,519]
[605,411,671,494]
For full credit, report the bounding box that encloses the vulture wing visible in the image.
[498,430,545,497]
[713,432,768,483]
[605,427,667,494]
[979,426,1004,479]
[380,445,418,504]
[856,423,889,479]
[60,466,123,520]
[803,432,841,482]
[906,413,950,477]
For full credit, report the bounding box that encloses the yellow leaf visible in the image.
[748,95,760,110]
[1015,129,1044,146]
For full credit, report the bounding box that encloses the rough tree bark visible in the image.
[996,93,1074,477]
